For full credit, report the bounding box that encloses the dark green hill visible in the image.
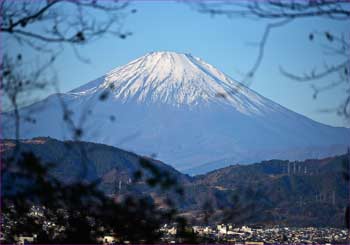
[1,138,348,227]
[190,157,349,227]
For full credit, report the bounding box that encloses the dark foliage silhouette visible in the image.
[1,151,188,243]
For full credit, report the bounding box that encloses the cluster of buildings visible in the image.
[3,205,348,244]
[3,223,349,244]
[160,224,349,244]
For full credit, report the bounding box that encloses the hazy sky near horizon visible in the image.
[6,1,350,127]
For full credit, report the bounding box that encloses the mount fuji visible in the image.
[3,51,350,174]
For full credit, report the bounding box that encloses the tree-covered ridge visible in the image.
[1,137,348,236]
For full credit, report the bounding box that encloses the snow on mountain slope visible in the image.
[71,51,278,114]
[2,51,350,174]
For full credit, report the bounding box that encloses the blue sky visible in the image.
[6,1,350,127]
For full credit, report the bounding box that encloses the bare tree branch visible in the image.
[245,18,292,83]
[189,0,350,120]
[280,60,348,82]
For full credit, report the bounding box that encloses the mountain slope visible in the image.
[1,138,348,227]
[0,137,189,195]
[188,155,349,227]
[2,51,350,174]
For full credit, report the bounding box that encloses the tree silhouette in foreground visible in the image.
[1,151,199,243]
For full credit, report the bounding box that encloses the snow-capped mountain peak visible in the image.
[71,51,266,113]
